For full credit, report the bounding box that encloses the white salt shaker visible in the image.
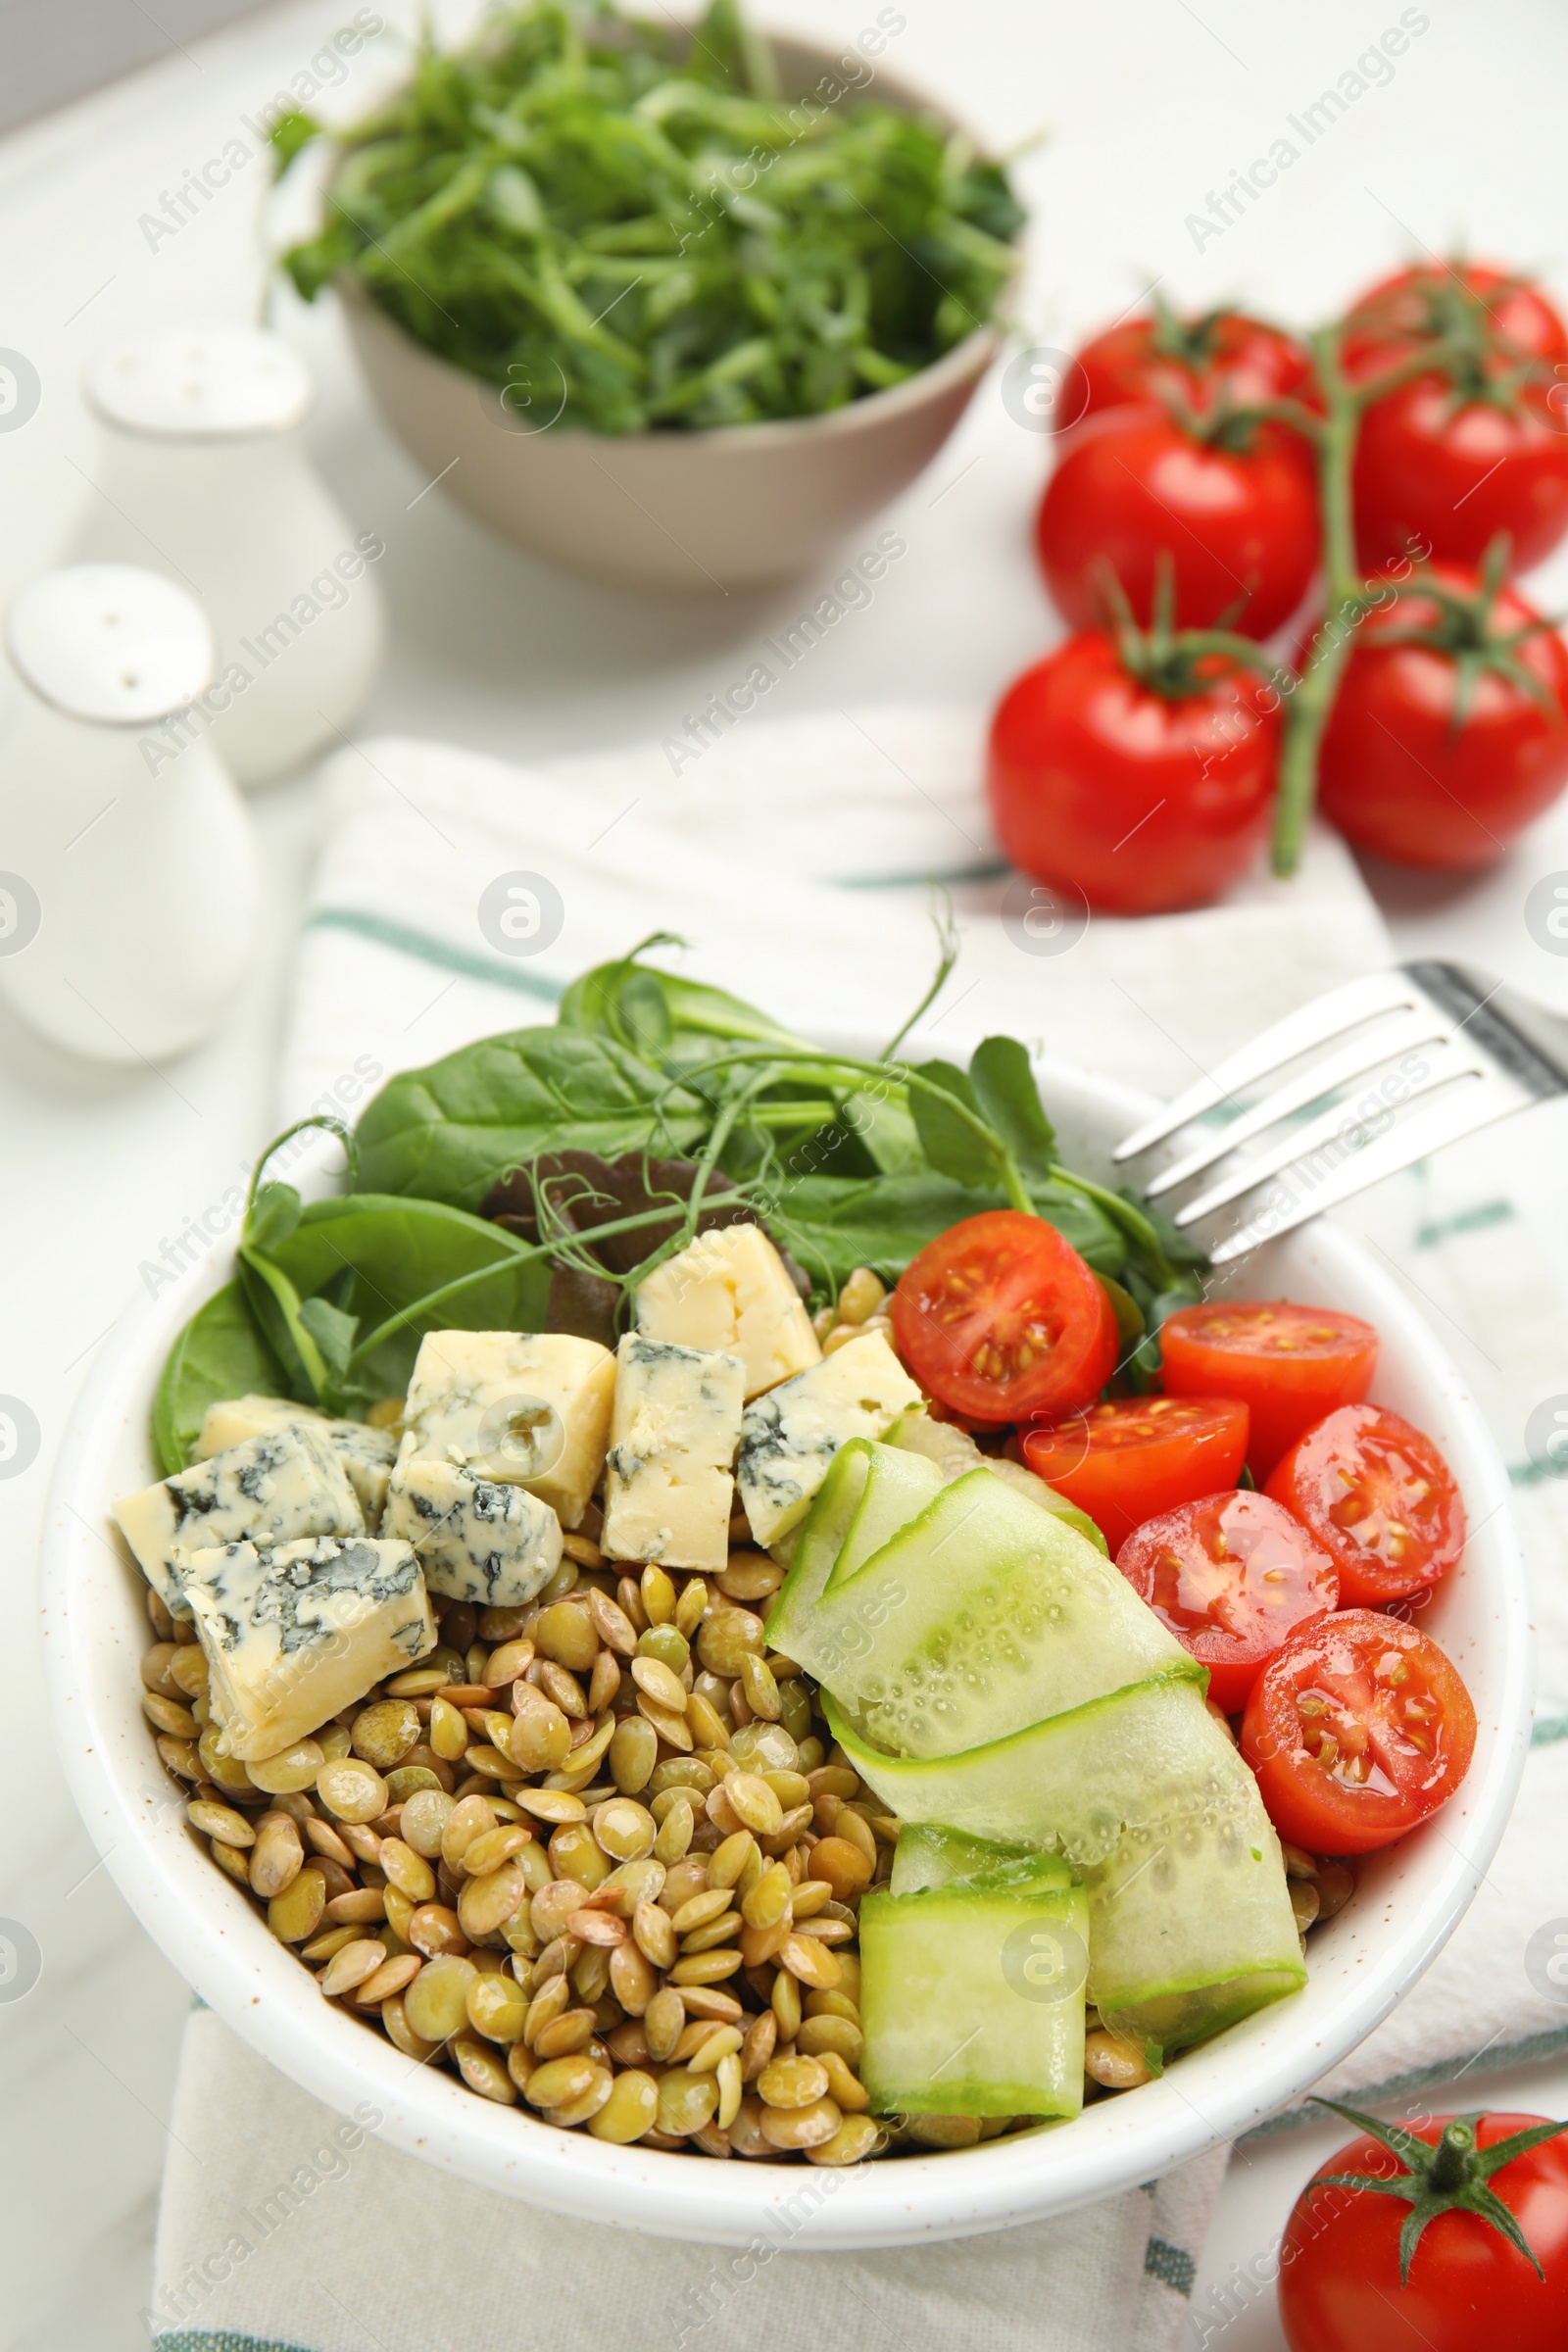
[0,564,260,1063]
[68,324,385,787]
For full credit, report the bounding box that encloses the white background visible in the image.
[2,2,1568,2343]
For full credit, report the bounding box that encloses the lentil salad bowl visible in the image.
[42,1044,1531,2248]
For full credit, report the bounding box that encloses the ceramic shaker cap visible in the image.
[6,564,216,724]
[85,324,313,438]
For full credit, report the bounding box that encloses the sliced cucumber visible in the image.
[891,1412,1108,1555]
[763,1438,940,1660]
[824,1442,943,1594]
[793,1468,1195,1758]
[891,1820,1066,1896]
[859,1867,1089,2119]
[828,1677,1304,2049]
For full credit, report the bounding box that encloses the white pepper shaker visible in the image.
[68,323,385,787]
[0,564,260,1063]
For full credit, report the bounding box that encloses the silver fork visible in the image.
[1111,962,1568,1265]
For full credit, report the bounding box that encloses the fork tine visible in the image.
[1169,1041,1486,1227]
[1203,1079,1524,1264]
[1144,1010,1448,1200]
[1111,970,1424,1163]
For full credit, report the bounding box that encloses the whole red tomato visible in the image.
[1066,305,1315,429]
[1279,2104,1568,2352]
[988,628,1281,913]
[1314,561,1568,866]
[1037,406,1319,638]
[1344,262,1568,571]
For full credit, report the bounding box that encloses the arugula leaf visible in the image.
[154,1280,286,1475]
[968,1036,1056,1179]
[353,1029,708,1207]
[274,3,1022,435]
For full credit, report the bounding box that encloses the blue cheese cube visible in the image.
[603,1335,746,1573]
[114,1422,364,1619]
[635,1223,820,1400]
[181,1534,435,1760]
[402,1331,614,1529]
[382,1454,563,1607]
[736,1331,923,1546]
[195,1395,398,1529]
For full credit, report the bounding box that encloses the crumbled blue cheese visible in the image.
[401,1331,615,1528]
[181,1534,435,1760]
[603,1334,745,1573]
[735,1331,923,1545]
[114,1423,364,1619]
[634,1223,820,1399]
[382,1453,563,1606]
[195,1395,398,1529]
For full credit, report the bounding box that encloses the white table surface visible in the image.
[4,3,1568,2344]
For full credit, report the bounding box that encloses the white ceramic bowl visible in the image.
[41,1051,1532,2249]
[336,34,1010,591]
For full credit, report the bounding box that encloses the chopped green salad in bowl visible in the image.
[270,2,1027,584]
[44,948,1528,2241]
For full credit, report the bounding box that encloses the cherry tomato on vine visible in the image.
[1313,559,1568,868]
[1064,305,1316,430]
[1158,1300,1378,1480]
[1279,2106,1568,2352]
[1020,1396,1249,1554]
[987,628,1281,914]
[1115,1489,1338,1711]
[1036,405,1319,639]
[1266,1402,1465,1608]
[1241,1610,1476,1854]
[1343,262,1568,572]
[890,1209,1117,1428]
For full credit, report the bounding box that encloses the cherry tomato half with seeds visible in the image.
[1266,1402,1466,1607]
[1064,307,1316,431]
[1158,1300,1379,1480]
[1020,1396,1249,1555]
[1242,1610,1476,1854]
[1036,405,1319,640]
[1115,1490,1338,1713]
[891,1209,1118,1429]
[1280,2106,1568,2352]
[987,631,1281,915]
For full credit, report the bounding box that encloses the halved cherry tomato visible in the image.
[1266,1403,1466,1607]
[1242,1610,1476,1854]
[1159,1300,1379,1479]
[1020,1396,1249,1554]
[891,1209,1118,1428]
[1115,1490,1338,1712]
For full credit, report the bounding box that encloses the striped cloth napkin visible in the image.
[144,710,1568,2351]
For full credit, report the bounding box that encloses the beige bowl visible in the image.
[336,35,1010,591]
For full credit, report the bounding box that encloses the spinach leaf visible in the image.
[353,1029,708,1207]
[264,1195,552,1404]
[154,1279,286,1475]
[557,944,807,1054]
[905,1060,1006,1193]
[762,1168,1122,1296]
[968,1037,1056,1179]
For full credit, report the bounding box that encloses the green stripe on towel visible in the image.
[1414,1200,1515,1249]
[152,2336,317,2350]
[1243,2021,1568,2137]
[306,908,564,1003]
[1533,1713,1568,1746]
[1144,2237,1197,2295]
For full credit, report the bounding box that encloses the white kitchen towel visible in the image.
[148,706,1568,2348]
